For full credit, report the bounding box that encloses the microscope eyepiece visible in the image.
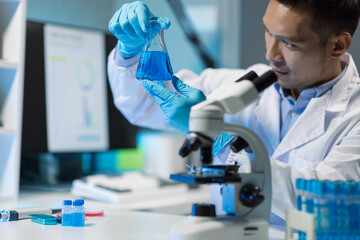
[252,70,277,93]
[179,133,214,165]
[235,70,258,82]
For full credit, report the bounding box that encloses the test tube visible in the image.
[313,180,325,238]
[311,180,327,240]
[296,178,305,211]
[336,181,346,239]
[338,182,351,237]
[347,181,357,239]
[355,182,360,238]
[322,181,336,238]
[305,180,315,214]
[296,178,306,240]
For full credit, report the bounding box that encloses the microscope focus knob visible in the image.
[191,203,216,217]
[239,184,264,208]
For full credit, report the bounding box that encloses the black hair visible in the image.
[275,0,360,44]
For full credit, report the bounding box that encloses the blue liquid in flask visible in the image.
[136,51,174,81]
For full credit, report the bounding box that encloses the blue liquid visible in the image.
[72,212,84,227]
[136,51,174,81]
[297,195,303,211]
[297,195,306,239]
[61,213,72,226]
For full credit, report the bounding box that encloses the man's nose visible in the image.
[265,38,284,63]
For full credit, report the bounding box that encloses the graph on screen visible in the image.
[44,24,109,152]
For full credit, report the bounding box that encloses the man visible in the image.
[107,0,360,222]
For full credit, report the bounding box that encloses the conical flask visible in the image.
[136,17,174,81]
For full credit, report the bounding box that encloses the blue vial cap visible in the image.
[339,181,351,195]
[309,179,318,193]
[324,181,336,195]
[356,182,360,194]
[295,178,304,190]
[316,181,327,195]
[334,180,343,194]
[347,180,356,195]
[63,200,72,206]
[312,180,321,195]
[303,179,311,193]
[73,199,84,206]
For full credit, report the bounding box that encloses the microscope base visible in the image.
[170,215,268,240]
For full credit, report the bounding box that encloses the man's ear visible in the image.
[330,32,352,58]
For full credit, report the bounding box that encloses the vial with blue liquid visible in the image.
[136,17,174,81]
[61,200,73,226]
[72,199,85,227]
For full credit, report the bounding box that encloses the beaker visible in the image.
[136,17,174,81]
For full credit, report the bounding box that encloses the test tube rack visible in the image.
[286,179,360,240]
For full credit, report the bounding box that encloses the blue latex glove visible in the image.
[109,1,170,58]
[212,132,234,156]
[142,77,234,156]
[142,76,206,133]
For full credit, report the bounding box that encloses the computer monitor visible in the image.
[21,21,138,156]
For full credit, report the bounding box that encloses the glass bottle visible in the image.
[61,199,73,226]
[72,199,85,227]
[136,17,174,81]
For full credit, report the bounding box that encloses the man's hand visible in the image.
[142,76,205,133]
[109,1,170,58]
[142,76,234,156]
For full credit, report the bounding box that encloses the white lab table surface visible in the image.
[16,185,213,215]
[0,188,285,240]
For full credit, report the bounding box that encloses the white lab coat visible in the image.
[108,49,360,220]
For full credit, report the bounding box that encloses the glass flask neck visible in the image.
[145,29,167,52]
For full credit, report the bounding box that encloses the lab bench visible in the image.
[0,188,285,240]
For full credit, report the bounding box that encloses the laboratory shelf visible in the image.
[0,61,17,84]
[0,0,25,202]
[0,0,21,64]
[0,59,17,69]
[0,1,19,35]
[0,127,15,135]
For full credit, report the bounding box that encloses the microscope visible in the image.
[169,71,277,240]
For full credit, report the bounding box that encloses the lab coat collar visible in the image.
[272,95,328,159]
[270,53,357,159]
[325,54,358,113]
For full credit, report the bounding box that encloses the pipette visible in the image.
[0,207,61,222]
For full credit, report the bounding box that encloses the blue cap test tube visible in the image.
[305,180,317,214]
[313,180,325,237]
[350,182,360,238]
[339,181,352,236]
[296,178,305,211]
[295,178,306,240]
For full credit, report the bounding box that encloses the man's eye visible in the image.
[282,40,296,48]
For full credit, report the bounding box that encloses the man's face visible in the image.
[263,0,336,90]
